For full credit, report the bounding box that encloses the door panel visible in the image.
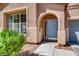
[47,19,58,40]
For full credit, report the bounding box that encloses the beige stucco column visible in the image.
[26,4,39,43]
[57,13,66,46]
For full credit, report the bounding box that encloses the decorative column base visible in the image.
[57,30,66,47]
[27,27,38,43]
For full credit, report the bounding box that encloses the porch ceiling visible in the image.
[66,3,79,18]
[0,3,8,11]
[67,3,79,10]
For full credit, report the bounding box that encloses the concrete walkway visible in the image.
[33,42,76,56]
[33,42,55,56]
[54,47,76,56]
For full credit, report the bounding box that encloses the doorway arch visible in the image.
[38,11,60,42]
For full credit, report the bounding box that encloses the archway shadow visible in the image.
[17,50,31,56]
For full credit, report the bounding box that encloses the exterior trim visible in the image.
[2,6,29,36]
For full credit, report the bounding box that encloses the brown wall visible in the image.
[37,3,65,18]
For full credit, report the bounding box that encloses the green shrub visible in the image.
[0,29,25,56]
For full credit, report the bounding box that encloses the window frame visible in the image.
[8,12,26,34]
[3,7,29,36]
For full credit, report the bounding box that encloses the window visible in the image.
[8,11,26,34]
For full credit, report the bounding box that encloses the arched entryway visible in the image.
[38,12,58,42]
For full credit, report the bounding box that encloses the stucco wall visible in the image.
[37,3,65,16]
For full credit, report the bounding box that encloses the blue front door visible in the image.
[47,19,58,40]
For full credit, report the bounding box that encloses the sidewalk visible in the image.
[33,42,76,56]
[54,48,76,56]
